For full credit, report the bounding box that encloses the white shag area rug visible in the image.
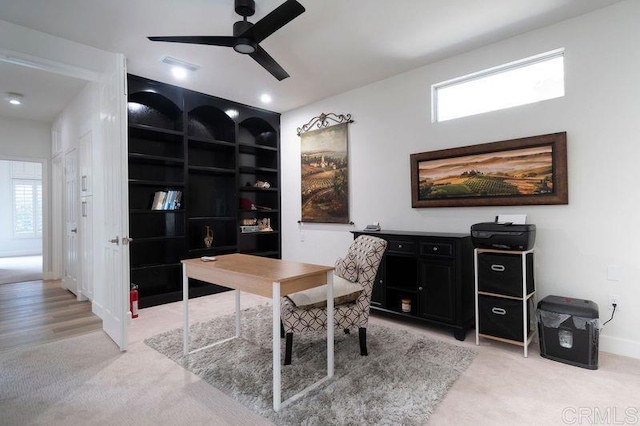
[145,305,477,425]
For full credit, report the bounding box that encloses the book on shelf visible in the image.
[151,190,182,210]
[151,191,166,210]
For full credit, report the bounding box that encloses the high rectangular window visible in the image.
[433,49,565,122]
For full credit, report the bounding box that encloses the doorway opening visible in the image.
[0,159,43,285]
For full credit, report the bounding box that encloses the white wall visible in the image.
[281,0,640,358]
[0,117,50,258]
[52,81,104,306]
[0,116,50,158]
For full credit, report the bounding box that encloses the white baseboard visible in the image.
[0,250,43,257]
[92,300,105,320]
[600,335,640,359]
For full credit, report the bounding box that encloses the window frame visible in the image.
[432,48,565,123]
[12,178,43,239]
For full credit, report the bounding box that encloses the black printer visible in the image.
[471,222,536,250]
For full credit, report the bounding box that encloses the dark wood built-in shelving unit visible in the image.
[127,74,281,308]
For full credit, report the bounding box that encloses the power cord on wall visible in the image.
[602,303,617,327]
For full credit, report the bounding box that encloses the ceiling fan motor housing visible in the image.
[233,20,253,36]
[233,20,257,54]
[235,0,256,17]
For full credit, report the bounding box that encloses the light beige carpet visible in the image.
[0,255,43,284]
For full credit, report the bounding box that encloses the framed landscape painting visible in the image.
[411,132,568,207]
[301,122,350,223]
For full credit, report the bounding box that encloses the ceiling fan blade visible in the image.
[148,36,237,47]
[249,45,290,81]
[240,0,305,43]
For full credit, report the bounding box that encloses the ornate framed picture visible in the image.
[411,132,568,207]
[300,122,350,223]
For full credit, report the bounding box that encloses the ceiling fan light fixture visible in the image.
[234,38,257,54]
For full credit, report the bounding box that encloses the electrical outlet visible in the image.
[609,294,620,309]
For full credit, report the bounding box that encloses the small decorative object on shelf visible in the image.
[254,180,271,188]
[242,218,258,226]
[259,218,273,232]
[204,225,214,248]
[240,225,260,233]
[401,297,411,313]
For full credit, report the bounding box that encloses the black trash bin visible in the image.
[537,295,600,370]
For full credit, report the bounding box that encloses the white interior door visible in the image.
[63,148,81,298]
[100,54,129,351]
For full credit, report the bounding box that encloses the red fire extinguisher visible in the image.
[130,283,139,319]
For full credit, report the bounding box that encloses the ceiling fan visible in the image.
[148,0,305,81]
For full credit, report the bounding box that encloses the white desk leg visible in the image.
[272,282,281,411]
[235,290,241,338]
[474,249,479,346]
[326,271,334,378]
[182,263,189,356]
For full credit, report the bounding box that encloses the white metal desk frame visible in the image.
[181,259,334,412]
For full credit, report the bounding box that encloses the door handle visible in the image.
[109,236,120,245]
[122,237,133,245]
[71,228,78,233]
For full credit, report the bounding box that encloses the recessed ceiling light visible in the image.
[171,66,188,80]
[6,92,23,105]
[260,94,272,104]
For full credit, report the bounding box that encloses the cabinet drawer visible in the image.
[478,295,531,341]
[387,239,416,254]
[478,252,534,297]
[420,242,453,257]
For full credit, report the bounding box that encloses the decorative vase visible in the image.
[204,226,214,248]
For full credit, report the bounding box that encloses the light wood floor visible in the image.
[0,280,102,353]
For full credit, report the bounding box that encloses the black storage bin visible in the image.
[478,252,534,297]
[537,295,600,370]
[479,295,532,341]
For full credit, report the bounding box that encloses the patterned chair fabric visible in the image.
[281,235,387,333]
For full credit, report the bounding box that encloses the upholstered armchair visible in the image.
[280,235,387,365]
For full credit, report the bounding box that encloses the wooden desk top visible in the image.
[182,254,334,298]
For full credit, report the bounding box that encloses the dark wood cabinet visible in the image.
[127,74,281,308]
[353,230,474,340]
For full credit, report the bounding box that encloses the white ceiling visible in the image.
[0,0,624,121]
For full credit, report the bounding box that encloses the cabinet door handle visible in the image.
[491,264,506,272]
[398,244,403,248]
[418,286,423,291]
[433,247,438,251]
[491,307,507,315]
